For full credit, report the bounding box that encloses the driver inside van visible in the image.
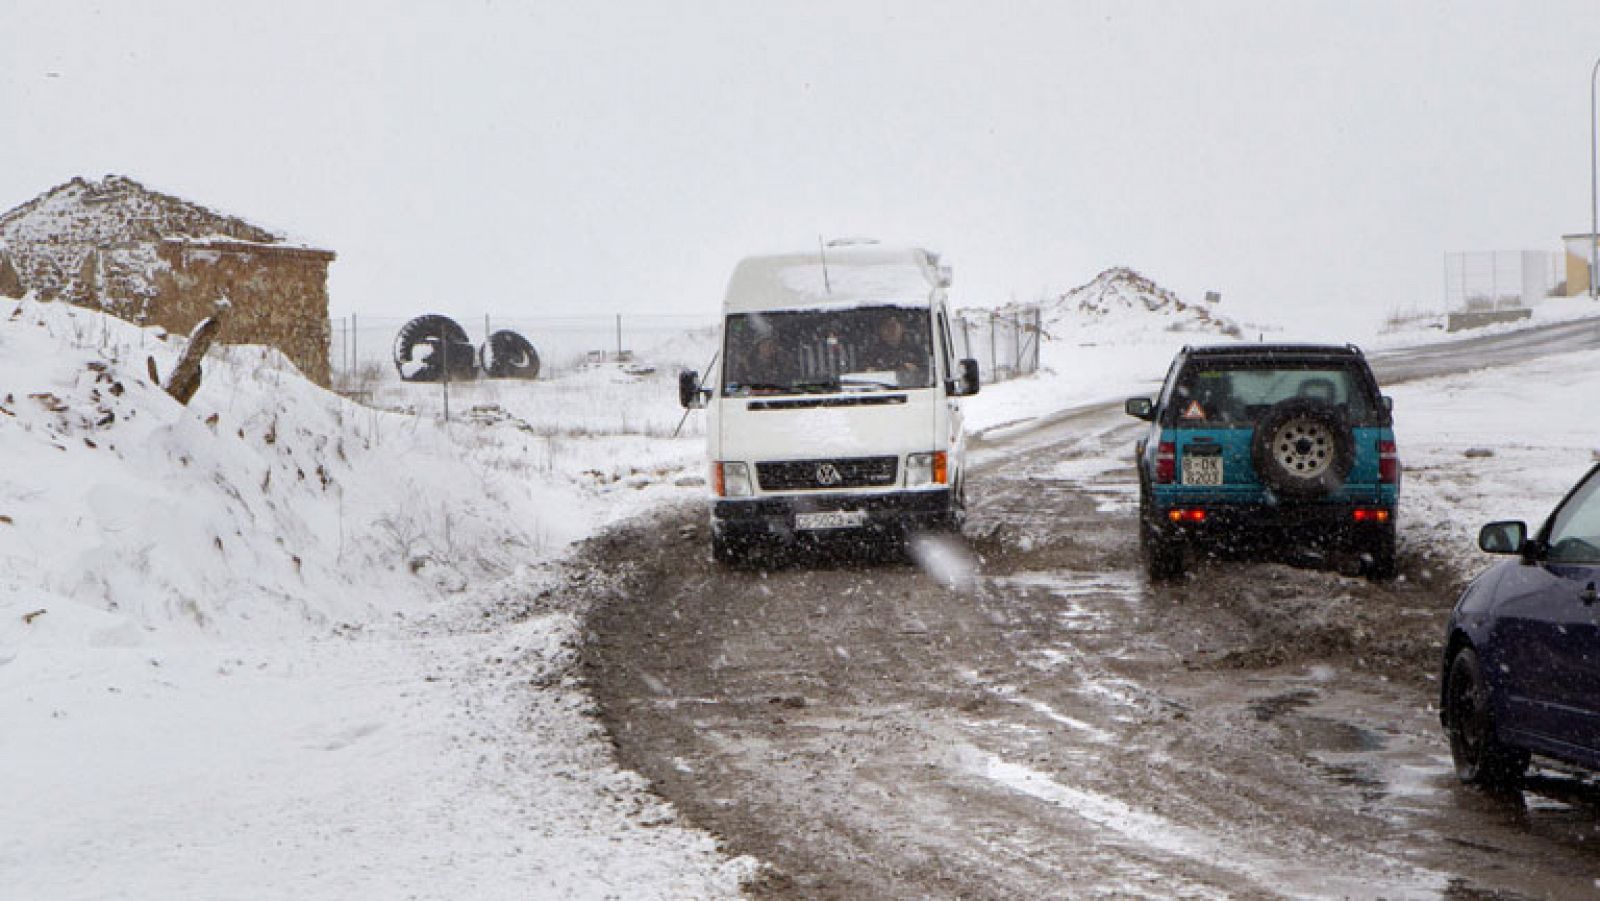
[737,334,797,389]
[858,315,928,386]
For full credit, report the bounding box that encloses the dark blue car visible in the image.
[1441,462,1600,786]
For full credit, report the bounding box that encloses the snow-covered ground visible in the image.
[0,297,749,900]
[4,277,1600,899]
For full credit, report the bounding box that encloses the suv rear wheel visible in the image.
[1139,483,1184,580]
[1362,527,1397,580]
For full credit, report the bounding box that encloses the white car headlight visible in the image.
[905,452,947,486]
[718,461,754,497]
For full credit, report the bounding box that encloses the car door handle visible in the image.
[1583,582,1598,605]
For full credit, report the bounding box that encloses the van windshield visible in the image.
[722,306,934,396]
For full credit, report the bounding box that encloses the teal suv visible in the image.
[1125,344,1399,580]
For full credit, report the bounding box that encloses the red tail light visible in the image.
[1155,442,1176,484]
[1168,508,1207,523]
[1378,440,1399,484]
[1353,507,1392,524]
[712,462,725,497]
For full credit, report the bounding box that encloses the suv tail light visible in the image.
[1378,440,1399,484]
[1155,442,1176,484]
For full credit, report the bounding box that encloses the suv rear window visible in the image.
[1168,361,1381,428]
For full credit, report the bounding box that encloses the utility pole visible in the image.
[1591,53,1600,298]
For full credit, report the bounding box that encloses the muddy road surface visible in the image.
[580,325,1600,899]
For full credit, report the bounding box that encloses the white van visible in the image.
[679,242,980,562]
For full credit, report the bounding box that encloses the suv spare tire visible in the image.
[394,314,476,382]
[1250,397,1355,499]
[479,329,541,379]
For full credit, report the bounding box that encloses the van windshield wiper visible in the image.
[837,376,898,390]
[788,380,843,393]
[731,381,837,395]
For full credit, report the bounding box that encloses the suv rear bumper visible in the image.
[714,489,953,541]
[1150,500,1395,548]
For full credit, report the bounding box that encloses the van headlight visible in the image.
[716,461,754,497]
[905,451,948,486]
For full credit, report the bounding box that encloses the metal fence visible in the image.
[327,312,715,386]
[1443,251,1563,312]
[327,306,1043,391]
[951,305,1042,383]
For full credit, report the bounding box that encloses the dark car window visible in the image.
[1546,470,1600,564]
[1167,361,1379,428]
[723,306,934,396]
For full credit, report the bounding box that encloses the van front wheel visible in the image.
[944,479,968,533]
[712,530,744,565]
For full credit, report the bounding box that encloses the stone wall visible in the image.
[99,240,334,386]
[0,249,22,298]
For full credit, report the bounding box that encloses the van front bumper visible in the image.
[713,489,953,541]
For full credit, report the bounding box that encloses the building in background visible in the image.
[0,175,335,385]
[1562,233,1599,297]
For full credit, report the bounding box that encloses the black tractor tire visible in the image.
[1250,398,1355,499]
[479,330,541,380]
[394,314,476,383]
[1139,482,1185,581]
[1444,647,1529,788]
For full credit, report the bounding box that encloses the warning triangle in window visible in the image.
[1181,400,1206,420]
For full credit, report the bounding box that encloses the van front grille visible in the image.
[756,456,898,491]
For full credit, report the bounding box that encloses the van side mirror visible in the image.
[1125,397,1154,421]
[1478,520,1527,555]
[1382,396,1393,413]
[678,369,706,409]
[956,358,980,396]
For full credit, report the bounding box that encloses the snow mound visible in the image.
[1045,267,1241,343]
[0,296,565,645]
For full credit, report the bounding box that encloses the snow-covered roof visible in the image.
[722,244,944,314]
[0,175,296,246]
[0,175,333,301]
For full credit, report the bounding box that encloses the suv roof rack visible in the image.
[1183,342,1364,358]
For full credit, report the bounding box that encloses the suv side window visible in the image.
[1154,355,1183,419]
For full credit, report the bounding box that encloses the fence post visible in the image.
[988,311,998,382]
[1011,311,1021,373]
[1033,308,1041,372]
[440,321,450,422]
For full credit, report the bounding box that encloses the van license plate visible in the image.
[795,510,868,531]
[1182,456,1223,486]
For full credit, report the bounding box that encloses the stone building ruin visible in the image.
[0,175,335,386]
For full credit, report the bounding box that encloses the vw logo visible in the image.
[814,463,843,486]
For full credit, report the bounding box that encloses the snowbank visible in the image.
[0,296,752,900]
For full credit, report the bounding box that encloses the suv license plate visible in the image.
[1182,456,1223,486]
[795,510,868,531]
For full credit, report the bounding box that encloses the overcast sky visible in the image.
[6,1,1600,335]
